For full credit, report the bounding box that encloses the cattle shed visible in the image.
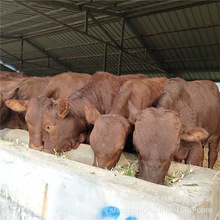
[0,0,220,81]
[1,1,220,220]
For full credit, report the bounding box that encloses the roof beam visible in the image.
[123,0,181,14]
[125,19,169,75]
[24,39,73,72]
[152,42,219,51]
[125,0,216,19]
[13,1,165,73]
[0,48,20,61]
[29,0,123,18]
[88,13,120,48]
[13,1,118,49]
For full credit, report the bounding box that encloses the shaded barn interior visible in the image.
[0,0,219,81]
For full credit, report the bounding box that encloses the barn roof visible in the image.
[0,0,219,81]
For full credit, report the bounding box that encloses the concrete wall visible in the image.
[0,129,220,220]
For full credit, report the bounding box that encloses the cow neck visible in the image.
[68,93,86,119]
[68,90,105,119]
[110,89,131,118]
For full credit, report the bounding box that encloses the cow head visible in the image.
[5,97,51,150]
[84,103,131,169]
[128,101,209,185]
[42,97,87,154]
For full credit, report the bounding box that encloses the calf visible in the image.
[2,76,51,130]
[0,76,25,123]
[208,92,220,168]
[84,77,168,169]
[5,72,91,150]
[128,78,219,184]
[42,72,147,154]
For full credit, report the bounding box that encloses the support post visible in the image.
[103,43,107,71]
[19,38,24,72]
[84,11,88,33]
[118,18,125,76]
[47,57,50,68]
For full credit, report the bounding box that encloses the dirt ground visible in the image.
[203,144,220,171]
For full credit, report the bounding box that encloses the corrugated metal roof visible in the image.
[0,0,219,81]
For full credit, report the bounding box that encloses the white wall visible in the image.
[0,141,220,220]
[216,82,220,91]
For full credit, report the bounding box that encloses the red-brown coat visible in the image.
[208,92,220,168]
[84,77,168,169]
[0,71,28,78]
[2,76,51,130]
[0,76,26,92]
[0,76,26,123]
[42,72,147,154]
[44,72,91,99]
[5,72,91,150]
[128,78,219,184]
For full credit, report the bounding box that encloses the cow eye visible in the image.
[44,125,51,132]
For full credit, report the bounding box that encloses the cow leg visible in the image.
[93,155,99,167]
[208,136,219,169]
[186,142,204,166]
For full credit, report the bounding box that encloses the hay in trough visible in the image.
[54,149,69,159]
[112,159,139,177]
[112,158,194,186]
[164,164,194,186]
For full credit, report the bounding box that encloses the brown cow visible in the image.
[0,76,25,123]
[0,87,19,123]
[42,72,147,154]
[5,72,91,150]
[128,78,219,184]
[0,76,26,92]
[208,92,220,168]
[84,77,168,169]
[44,72,91,99]
[0,71,28,78]
[2,76,51,130]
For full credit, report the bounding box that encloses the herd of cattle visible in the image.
[0,70,219,185]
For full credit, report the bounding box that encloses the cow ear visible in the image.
[128,101,139,124]
[57,98,69,119]
[79,132,87,144]
[180,125,209,142]
[84,103,100,125]
[2,87,19,101]
[5,99,27,112]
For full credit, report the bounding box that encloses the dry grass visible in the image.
[203,145,220,171]
[112,159,194,186]
[54,149,69,159]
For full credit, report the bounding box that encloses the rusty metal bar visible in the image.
[118,18,125,76]
[161,57,219,63]
[103,43,107,71]
[84,11,88,33]
[30,0,123,18]
[153,42,219,51]
[88,13,120,48]
[125,19,168,75]
[12,1,165,73]
[19,38,24,72]
[25,38,73,71]
[125,1,215,19]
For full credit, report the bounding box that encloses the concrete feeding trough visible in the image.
[0,128,219,220]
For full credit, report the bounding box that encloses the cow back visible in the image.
[43,72,91,100]
[157,77,219,139]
